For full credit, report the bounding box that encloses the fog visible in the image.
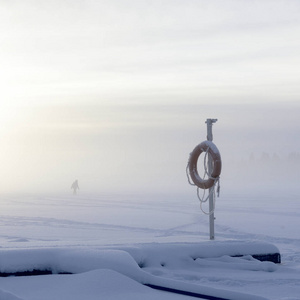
[0,102,299,195]
[0,0,299,195]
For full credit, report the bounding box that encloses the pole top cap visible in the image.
[205,119,218,124]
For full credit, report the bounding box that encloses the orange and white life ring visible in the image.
[188,140,222,189]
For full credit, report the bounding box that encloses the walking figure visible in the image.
[71,180,79,195]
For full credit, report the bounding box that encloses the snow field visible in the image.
[0,187,299,299]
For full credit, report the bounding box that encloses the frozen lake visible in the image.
[0,186,299,299]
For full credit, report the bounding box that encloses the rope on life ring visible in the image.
[188,140,222,190]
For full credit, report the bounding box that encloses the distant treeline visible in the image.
[225,152,299,184]
[248,152,300,163]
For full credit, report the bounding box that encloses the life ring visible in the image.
[188,140,222,189]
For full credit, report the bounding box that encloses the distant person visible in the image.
[71,180,79,195]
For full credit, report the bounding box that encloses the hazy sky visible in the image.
[0,0,299,194]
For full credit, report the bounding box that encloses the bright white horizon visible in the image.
[0,0,299,194]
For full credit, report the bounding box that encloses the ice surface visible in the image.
[0,188,299,300]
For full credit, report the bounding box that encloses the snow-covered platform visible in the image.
[0,241,280,300]
[0,241,280,277]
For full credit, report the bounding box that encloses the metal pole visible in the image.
[206,118,217,240]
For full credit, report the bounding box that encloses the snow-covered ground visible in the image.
[0,185,299,300]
